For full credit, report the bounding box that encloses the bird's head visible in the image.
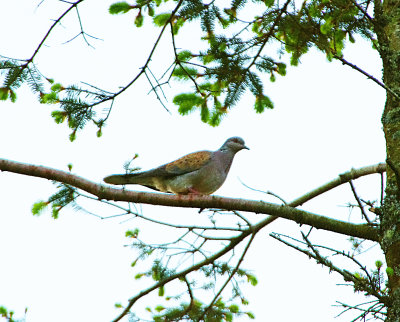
[220,137,249,153]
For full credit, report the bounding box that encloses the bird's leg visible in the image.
[187,187,203,195]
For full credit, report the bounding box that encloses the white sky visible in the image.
[0,1,387,321]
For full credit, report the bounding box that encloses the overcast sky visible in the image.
[0,1,387,321]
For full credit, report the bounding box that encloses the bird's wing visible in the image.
[137,150,213,178]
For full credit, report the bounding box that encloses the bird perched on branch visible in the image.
[103,137,249,195]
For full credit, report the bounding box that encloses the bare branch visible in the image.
[289,163,386,207]
[199,232,256,320]
[333,55,400,100]
[0,158,382,241]
[113,228,253,321]
[144,69,170,113]
[78,191,247,231]
[19,0,85,74]
[259,163,386,229]
[270,232,388,304]
[238,178,288,204]
[335,300,386,321]
[349,180,371,224]
[86,0,185,111]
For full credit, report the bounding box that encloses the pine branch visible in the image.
[114,229,254,321]
[198,232,256,321]
[246,0,291,72]
[0,158,382,241]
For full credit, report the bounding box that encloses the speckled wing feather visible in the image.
[103,151,212,185]
[128,150,211,177]
[165,151,212,174]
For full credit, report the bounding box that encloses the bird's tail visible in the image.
[103,173,140,185]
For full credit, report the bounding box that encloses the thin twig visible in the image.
[270,232,387,303]
[238,177,288,205]
[26,0,85,72]
[87,0,185,112]
[198,232,256,321]
[246,0,291,72]
[144,69,170,112]
[147,67,168,101]
[170,21,203,94]
[350,0,374,22]
[78,191,245,231]
[232,210,252,228]
[334,55,400,100]
[349,180,371,224]
[112,230,254,321]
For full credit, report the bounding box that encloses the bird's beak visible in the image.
[243,145,249,150]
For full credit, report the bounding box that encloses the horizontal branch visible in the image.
[257,162,387,228]
[290,163,387,207]
[0,158,382,241]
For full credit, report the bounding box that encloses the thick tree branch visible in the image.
[257,163,386,228]
[0,158,382,241]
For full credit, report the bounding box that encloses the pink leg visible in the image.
[187,187,203,195]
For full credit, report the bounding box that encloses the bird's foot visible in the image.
[187,187,203,195]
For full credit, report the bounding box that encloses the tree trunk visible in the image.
[377,0,400,319]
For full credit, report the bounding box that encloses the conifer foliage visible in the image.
[1,0,374,132]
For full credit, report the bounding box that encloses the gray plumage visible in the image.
[103,137,248,195]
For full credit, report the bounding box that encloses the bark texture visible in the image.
[377,0,400,319]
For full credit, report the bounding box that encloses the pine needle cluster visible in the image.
[109,0,374,126]
[2,0,375,132]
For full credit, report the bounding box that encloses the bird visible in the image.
[103,137,249,195]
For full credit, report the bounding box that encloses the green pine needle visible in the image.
[254,95,273,113]
[172,66,198,80]
[51,110,67,124]
[0,87,9,101]
[135,13,144,27]
[264,0,274,7]
[173,93,204,115]
[177,50,193,62]
[32,201,48,216]
[155,305,165,312]
[153,13,171,26]
[246,311,255,319]
[228,304,239,313]
[109,2,133,15]
[69,131,76,142]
